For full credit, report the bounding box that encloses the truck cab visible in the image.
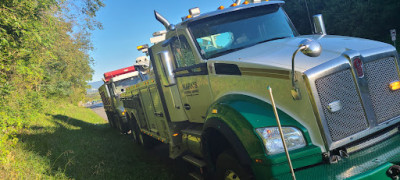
[99,60,146,133]
[122,1,400,179]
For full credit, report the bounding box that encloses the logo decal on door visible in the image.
[182,82,199,96]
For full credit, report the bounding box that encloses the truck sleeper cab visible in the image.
[122,1,400,179]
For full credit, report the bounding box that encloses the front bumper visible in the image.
[273,132,400,179]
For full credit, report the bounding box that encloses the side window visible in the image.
[171,35,196,68]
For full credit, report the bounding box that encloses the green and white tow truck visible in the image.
[121,1,400,179]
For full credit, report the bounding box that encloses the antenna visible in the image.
[304,0,314,34]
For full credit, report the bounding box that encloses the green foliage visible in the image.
[284,0,400,50]
[0,103,186,179]
[0,0,104,163]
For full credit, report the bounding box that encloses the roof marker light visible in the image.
[218,6,224,10]
[186,15,192,19]
[189,7,200,16]
[137,44,149,51]
[243,1,249,4]
[390,81,400,91]
[230,3,237,7]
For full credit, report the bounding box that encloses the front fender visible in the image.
[204,94,321,177]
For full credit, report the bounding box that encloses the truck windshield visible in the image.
[113,76,141,95]
[189,5,297,59]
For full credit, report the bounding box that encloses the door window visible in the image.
[171,35,196,68]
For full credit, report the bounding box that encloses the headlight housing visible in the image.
[256,127,306,155]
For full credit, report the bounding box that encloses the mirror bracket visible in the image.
[290,39,322,100]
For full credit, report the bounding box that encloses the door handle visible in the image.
[154,112,164,117]
[184,104,191,110]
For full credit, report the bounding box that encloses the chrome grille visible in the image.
[364,57,400,123]
[315,69,368,141]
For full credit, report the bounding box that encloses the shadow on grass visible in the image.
[17,114,189,180]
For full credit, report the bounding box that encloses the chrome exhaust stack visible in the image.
[154,10,175,31]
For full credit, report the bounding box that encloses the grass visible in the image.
[0,103,188,179]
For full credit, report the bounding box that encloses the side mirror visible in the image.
[158,50,176,86]
[291,39,322,100]
[313,14,327,35]
[299,39,322,57]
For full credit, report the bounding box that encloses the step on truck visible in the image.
[121,1,400,179]
[98,57,148,133]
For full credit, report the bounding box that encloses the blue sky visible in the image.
[90,0,236,82]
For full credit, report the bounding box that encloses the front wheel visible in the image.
[127,115,140,144]
[216,150,253,180]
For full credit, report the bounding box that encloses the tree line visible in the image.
[0,0,104,158]
[284,0,400,49]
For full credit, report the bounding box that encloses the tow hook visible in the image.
[387,165,400,180]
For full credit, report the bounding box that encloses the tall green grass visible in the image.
[0,103,186,179]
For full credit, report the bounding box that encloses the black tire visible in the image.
[127,114,140,144]
[120,118,129,134]
[109,118,115,128]
[215,150,253,180]
[138,132,156,149]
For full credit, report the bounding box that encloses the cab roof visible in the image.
[179,1,284,27]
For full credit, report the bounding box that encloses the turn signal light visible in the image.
[218,6,224,10]
[389,81,400,91]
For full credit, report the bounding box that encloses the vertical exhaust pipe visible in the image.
[235,0,241,4]
[313,14,327,35]
[154,10,175,31]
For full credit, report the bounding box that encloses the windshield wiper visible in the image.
[207,46,247,59]
[254,36,290,46]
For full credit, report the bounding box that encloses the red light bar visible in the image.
[103,66,135,82]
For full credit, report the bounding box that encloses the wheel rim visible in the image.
[225,170,240,180]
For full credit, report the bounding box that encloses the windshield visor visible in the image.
[189,5,297,59]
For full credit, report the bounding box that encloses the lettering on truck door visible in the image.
[171,35,213,123]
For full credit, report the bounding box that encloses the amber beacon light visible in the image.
[389,81,400,91]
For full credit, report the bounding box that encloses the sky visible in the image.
[89,0,237,82]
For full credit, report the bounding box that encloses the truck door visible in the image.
[170,35,213,123]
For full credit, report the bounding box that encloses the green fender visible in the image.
[203,94,321,177]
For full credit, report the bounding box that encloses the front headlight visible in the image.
[256,127,306,155]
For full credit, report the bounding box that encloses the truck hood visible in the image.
[209,35,392,72]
